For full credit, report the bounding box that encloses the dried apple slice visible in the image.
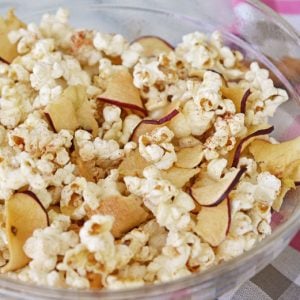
[87,195,150,238]
[98,69,147,116]
[75,155,96,182]
[130,109,179,143]
[161,167,199,188]
[46,85,98,136]
[249,137,300,177]
[0,10,25,63]
[231,124,274,168]
[284,159,300,182]
[175,144,203,169]
[240,89,251,114]
[272,160,300,211]
[195,198,230,247]
[272,180,294,212]
[1,192,48,273]
[191,167,246,207]
[133,35,174,57]
[118,150,149,177]
[45,92,78,132]
[221,86,250,113]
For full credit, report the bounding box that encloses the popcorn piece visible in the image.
[60,177,103,219]
[207,158,227,180]
[139,126,176,170]
[125,166,194,231]
[244,62,288,125]
[75,129,124,162]
[79,215,114,253]
[133,59,165,89]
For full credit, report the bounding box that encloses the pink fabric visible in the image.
[262,0,300,15]
[232,0,300,15]
[290,231,300,251]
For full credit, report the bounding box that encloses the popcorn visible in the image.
[119,114,141,145]
[93,33,127,57]
[244,62,288,125]
[229,212,253,237]
[176,32,211,69]
[125,166,194,231]
[0,83,34,128]
[79,215,114,253]
[182,100,214,136]
[254,172,281,205]
[75,129,124,161]
[39,8,73,49]
[121,42,143,68]
[61,177,103,219]
[138,126,176,170]
[147,244,191,282]
[133,59,165,88]
[217,236,246,261]
[21,216,79,285]
[0,8,292,291]
[207,158,227,180]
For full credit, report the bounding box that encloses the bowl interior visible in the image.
[0,1,299,299]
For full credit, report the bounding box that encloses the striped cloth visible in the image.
[219,232,300,299]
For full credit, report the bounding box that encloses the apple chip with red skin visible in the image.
[249,136,300,178]
[1,192,49,273]
[0,10,25,63]
[46,85,98,136]
[87,195,151,238]
[98,69,146,116]
[195,198,230,247]
[175,144,203,169]
[221,86,250,113]
[130,109,179,143]
[133,36,174,57]
[230,124,274,168]
[191,167,246,207]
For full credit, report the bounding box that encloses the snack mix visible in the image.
[0,8,298,290]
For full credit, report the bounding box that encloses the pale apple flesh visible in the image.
[231,125,274,168]
[45,85,98,136]
[0,10,25,63]
[1,192,48,273]
[191,167,247,207]
[195,198,230,247]
[221,86,245,113]
[87,195,150,238]
[118,149,149,178]
[133,35,174,57]
[249,136,300,178]
[98,69,147,116]
[175,144,203,169]
[161,167,200,188]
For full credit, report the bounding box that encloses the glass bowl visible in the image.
[0,0,299,299]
